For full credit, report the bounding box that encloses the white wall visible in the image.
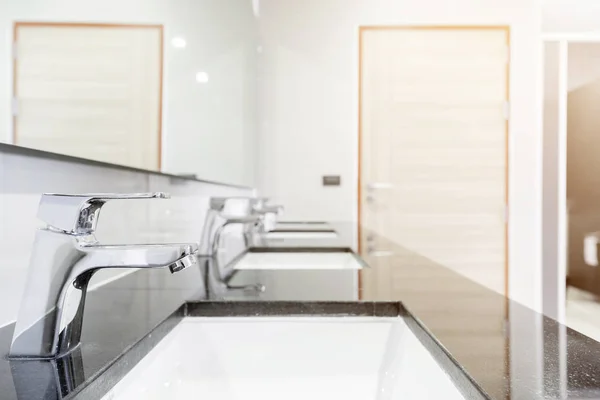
[0,149,253,327]
[568,43,600,91]
[543,0,600,33]
[541,41,565,322]
[256,0,543,310]
[0,0,258,187]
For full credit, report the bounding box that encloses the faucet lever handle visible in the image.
[38,192,170,234]
[254,204,284,216]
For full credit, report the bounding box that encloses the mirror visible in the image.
[0,0,258,187]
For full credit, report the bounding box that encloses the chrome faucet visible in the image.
[198,197,267,295]
[9,193,198,359]
[198,197,230,255]
[211,215,261,257]
[199,197,284,252]
[204,213,266,297]
[252,203,285,234]
[199,197,268,255]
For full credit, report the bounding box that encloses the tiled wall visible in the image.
[0,149,254,327]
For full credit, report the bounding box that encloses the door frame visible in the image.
[11,21,165,170]
[357,25,511,301]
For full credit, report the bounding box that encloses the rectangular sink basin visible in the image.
[230,249,365,270]
[265,222,338,241]
[275,221,333,231]
[263,231,338,240]
[102,317,467,400]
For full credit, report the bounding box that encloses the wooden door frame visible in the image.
[357,25,511,301]
[12,21,165,170]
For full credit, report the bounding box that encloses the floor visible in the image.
[566,286,600,341]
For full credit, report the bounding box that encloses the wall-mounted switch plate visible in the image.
[322,175,341,187]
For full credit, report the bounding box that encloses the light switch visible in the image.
[322,175,341,186]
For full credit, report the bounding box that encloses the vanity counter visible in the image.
[0,231,599,399]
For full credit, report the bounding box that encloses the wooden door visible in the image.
[13,23,163,170]
[359,27,510,299]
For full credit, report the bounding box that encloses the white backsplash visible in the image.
[0,150,254,327]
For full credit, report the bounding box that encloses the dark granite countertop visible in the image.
[0,265,205,400]
[1,235,600,399]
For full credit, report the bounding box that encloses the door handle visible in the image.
[365,182,393,204]
[366,246,394,257]
[366,182,394,191]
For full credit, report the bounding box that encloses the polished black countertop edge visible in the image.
[247,246,356,253]
[401,308,490,400]
[277,221,330,225]
[0,143,252,190]
[269,228,337,233]
[185,300,404,317]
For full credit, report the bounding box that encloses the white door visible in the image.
[360,27,509,298]
[14,23,162,170]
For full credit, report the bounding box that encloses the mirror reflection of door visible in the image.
[13,22,163,170]
[359,27,509,300]
[566,42,600,296]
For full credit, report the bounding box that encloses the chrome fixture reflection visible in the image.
[198,196,284,295]
[11,347,86,399]
[9,193,198,359]
[212,215,261,256]
[200,197,262,255]
[199,197,285,255]
[252,202,285,233]
[204,257,266,300]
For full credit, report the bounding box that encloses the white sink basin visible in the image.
[102,317,466,400]
[263,231,338,240]
[232,252,363,270]
[275,222,333,231]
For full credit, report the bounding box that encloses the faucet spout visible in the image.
[9,229,198,359]
[75,242,198,271]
